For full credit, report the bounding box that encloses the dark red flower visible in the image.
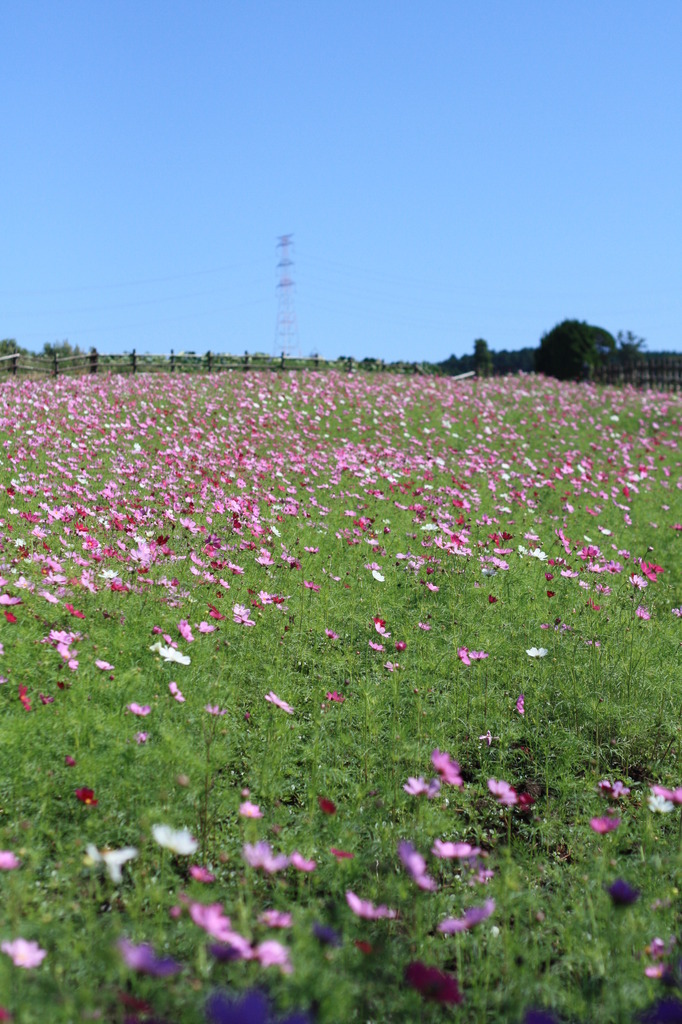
[354,940,373,954]
[488,595,497,604]
[318,796,336,815]
[75,787,98,806]
[405,961,462,1004]
[64,756,76,767]
[330,847,354,860]
[4,612,17,624]
[64,604,85,619]
[546,591,555,598]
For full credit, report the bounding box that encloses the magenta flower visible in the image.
[264,691,294,714]
[178,619,194,642]
[1,938,47,969]
[190,865,215,883]
[0,851,20,870]
[289,851,316,872]
[651,784,682,805]
[635,605,651,620]
[169,681,185,703]
[457,647,471,666]
[438,899,495,933]
[516,694,525,716]
[325,629,339,639]
[403,776,440,798]
[303,580,320,592]
[239,801,263,818]
[405,961,462,1005]
[205,704,228,715]
[135,731,149,744]
[488,778,518,806]
[258,910,292,928]
[346,890,397,920]
[589,816,621,834]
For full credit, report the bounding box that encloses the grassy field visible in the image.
[0,370,680,1023]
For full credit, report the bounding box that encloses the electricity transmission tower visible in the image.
[274,234,300,357]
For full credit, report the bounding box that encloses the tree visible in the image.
[616,330,646,364]
[473,338,493,377]
[0,339,27,356]
[535,320,616,381]
[41,339,83,359]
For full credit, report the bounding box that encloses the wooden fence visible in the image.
[0,349,433,378]
[592,358,682,390]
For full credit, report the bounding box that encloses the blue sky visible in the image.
[2,2,681,361]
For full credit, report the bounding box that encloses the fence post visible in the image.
[89,348,98,374]
[131,349,137,374]
[207,350,212,373]
[314,354,319,370]
[244,350,249,371]
[53,352,59,377]
[346,357,352,373]
[281,351,285,370]
[170,349,175,373]
[11,354,18,376]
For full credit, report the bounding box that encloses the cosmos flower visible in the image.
[85,844,137,883]
[264,691,294,714]
[117,938,181,976]
[149,641,190,665]
[526,647,548,658]
[345,891,397,920]
[152,824,198,855]
[1,939,47,969]
[438,899,495,932]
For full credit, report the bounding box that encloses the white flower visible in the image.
[526,647,548,658]
[648,794,675,814]
[371,570,385,582]
[99,569,120,580]
[481,568,497,577]
[152,824,198,855]
[529,549,548,561]
[149,642,190,666]
[86,844,138,883]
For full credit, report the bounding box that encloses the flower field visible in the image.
[0,369,681,1023]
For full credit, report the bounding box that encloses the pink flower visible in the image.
[418,622,431,630]
[205,705,227,715]
[325,629,339,639]
[589,816,621,834]
[264,691,294,714]
[325,690,345,703]
[239,801,263,818]
[651,784,682,805]
[254,939,292,974]
[233,604,255,626]
[289,851,316,872]
[95,659,114,671]
[135,732,149,744]
[395,641,406,652]
[1,938,47,968]
[242,841,289,873]
[0,851,20,870]
[127,703,151,716]
[169,681,185,703]
[303,581,320,592]
[346,891,397,920]
[197,621,216,634]
[403,776,440,798]
[258,910,292,928]
[398,841,437,891]
[635,606,651,620]
[431,840,481,859]
[190,865,216,883]
[516,694,525,716]
[457,647,471,666]
[369,641,384,652]
[431,750,463,787]
[438,899,495,933]
[629,573,648,590]
[488,778,518,806]
[178,620,194,643]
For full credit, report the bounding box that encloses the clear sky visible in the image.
[2,2,681,361]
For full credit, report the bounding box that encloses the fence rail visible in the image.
[0,350,680,389]
[0,349,432,378]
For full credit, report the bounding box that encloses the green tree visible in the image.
[0,338,27,356]
[616,330,646,364]
[42,339,83,359]
[535,320,616,381]
[473,338,493,377]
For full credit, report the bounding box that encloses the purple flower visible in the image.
[404,961,462,1005]
[205,989,311,1024]
[438,899,495,933]
[397,841,437,891]
[607,879,640,906]
[117,938,182,976]
[312,922,341,947]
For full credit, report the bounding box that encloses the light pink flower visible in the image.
[403,776,440,798]
[259,910,292,928]
[239,801,263,818]
[242,841,289,873]
[431,840,481,859]
[346,890,397,920]
[233,604,255,626]
[95,659,114,671]
[635,606,651,620]
[1,938,47,968]
[398,841,437,891]
[488,778,518,806]
[0,851,20,870]
[516,694,525,715]
[438,899,495,933]
[197,621,216,633]
[264,691,293,714]
[418,622,431,630]
[190,865,216,883]
[205,704,227,715]
[127,703,151,717]
[135,732,149,744]
[254,939,293,973]
[325,629,339,639]
[457,647,471,666]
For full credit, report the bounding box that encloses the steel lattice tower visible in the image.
[274,234,300,357]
